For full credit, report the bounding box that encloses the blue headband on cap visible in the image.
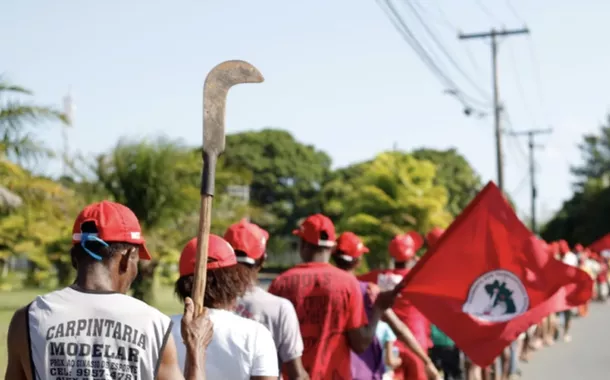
[80,233,108,261]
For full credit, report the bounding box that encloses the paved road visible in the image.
[520,303,610,379]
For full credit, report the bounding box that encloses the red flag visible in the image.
[400,181,593,367]
[588,233,610,257]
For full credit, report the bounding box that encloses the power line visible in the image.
[401,0,491,100]
[506,42,537,124]
[414,0,484,87]
[412,0,456,32]
[511,172,530,195]
[526,36,549,126]
[377,0,490,109]
[504,0,526,24]
[474,0,504,25]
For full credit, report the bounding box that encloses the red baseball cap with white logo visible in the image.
[426,227,445,249]
[292,214,336,247]
[389,231,423,261]
[335,232,369,261]
[72,201,151,260]
[179,234,237,276]
[224,219,269,264]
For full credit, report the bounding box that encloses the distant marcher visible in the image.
[359,232,432,380]
[5,201,212,380]
[559,240,577,342]
[225,219,309,380]
[377,321,401,380]
[332,231,440,380]
[171,235,279,380]
[268,214,399,380]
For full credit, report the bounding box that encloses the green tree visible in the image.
[221,129,332,235]
[0,77,66,161]
[0,160,80,288]
[541,188,610,247]
[87,138,201,303]
[570,114,610,190]
[86,137,259,303]
[542,114,610,246]
[324,152,452,269]
[411,148,482,216]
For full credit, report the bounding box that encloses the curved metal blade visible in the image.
[203,60,264,156]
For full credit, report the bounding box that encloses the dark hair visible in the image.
[174,264,252,307]
[70,221,138,264]
[234,250,265,269]
[332,250,358,271]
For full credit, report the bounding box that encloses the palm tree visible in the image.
[0,77,67,162]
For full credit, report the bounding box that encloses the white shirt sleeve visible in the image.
[277,298,304,363]
[251,323,279,377]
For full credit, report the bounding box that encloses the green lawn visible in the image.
[0,286,183,376]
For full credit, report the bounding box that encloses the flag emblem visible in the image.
[462,269,529,322]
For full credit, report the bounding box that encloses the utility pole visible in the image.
[509,128,552,233]
[459,28,530,193]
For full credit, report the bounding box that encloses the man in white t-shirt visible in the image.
[225,219,308,380]
[171,234,279,380]
[559,240,577,342]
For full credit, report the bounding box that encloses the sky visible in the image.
[2,0,609,222]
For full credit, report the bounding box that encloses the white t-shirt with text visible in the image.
[170,308,279,379]
[236,286,304,364]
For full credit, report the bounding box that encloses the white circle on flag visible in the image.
[377,273,403,291]
[462,269,529,323]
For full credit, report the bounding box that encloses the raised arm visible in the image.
[157,297,213,380]
[4,307,29,380]
[382,309,440,380]
[157,334,191,380]
[346,287,399,353]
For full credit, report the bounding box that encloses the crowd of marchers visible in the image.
[3,199,604,380]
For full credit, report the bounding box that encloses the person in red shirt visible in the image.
[333,232,440,380]
[358,232,431,380]
[268,214,398,380]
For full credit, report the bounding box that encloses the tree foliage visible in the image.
[222,129,332,235]
[543,113,610,246]
[323,152,452,268]
[411,148,482,217]
[0,159,80,289]
[570,114,610,191]
[0,77,66,162]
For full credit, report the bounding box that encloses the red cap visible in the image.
[224,219,269,264]
[72,201,151,260]
[426,227,444,249]
[335,232,369,261]
[389,231,423,261]
[292,214,336,247]
[179,234,237,276]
